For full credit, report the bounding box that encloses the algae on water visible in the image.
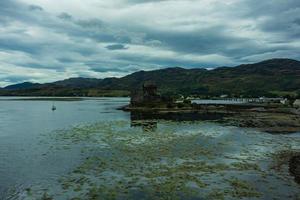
[29,120,300,199]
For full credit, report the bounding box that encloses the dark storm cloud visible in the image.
[0,0,21,23]
[0,38,41,54]
[144,26,238,54]
[0,0,299,86]
[56,12,129,44]
[90,66,137,73]
[113,51,217,68]
[58,12,72,20]
[106,44,128,50]
[0,0,38,21]
[3,75,31,83]
[76,19,103,29]
[28,5,43,11]
[238,0,300,38]
[126,0,168,4]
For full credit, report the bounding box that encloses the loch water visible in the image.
[0,97,299,199]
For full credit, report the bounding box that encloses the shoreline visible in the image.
[121,103,300,134]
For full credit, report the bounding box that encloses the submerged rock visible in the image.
[289,155,300,184]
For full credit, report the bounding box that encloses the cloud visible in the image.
[0,0,299,86]
[126,0,168,4]
[58,12,72,20]
[106,44,128,50]
[28,4,43,11]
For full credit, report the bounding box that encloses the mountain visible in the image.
[4,82,41,90]
[52,77,102,88]
[1,58,299,97]
[96,58,300,97]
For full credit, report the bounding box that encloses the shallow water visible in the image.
[0,97,299,199]
[192,99,245,104]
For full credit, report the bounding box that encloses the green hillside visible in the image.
[1,58,299,98]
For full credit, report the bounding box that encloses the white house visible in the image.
[280,98,289,105]
[293,99,300,108]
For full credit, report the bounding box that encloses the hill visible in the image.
[4,82,41,90]
[1,58,299,97]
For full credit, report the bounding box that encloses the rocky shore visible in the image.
[289,155,300,184]
[220,106,300,133]
[121,103,300,134]
[272,150,300,186]
[122,102,300,186]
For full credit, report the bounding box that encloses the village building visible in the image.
[294,99,300,108]
[280,98,289,105]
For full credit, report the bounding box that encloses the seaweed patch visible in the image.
[29,120,300,199]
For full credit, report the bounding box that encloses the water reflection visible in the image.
[130,111,228,121]
[129,110,231,132]
[131,120,158,132]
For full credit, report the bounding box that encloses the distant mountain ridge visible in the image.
[1,58,300,97]
[4,82,41,90]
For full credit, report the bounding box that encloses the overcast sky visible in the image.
[0,0,300,86]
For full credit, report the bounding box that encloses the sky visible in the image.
[0,0,300,86]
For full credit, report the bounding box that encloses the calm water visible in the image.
[0,97,299,199]
[0,97,129,199]
[192,99,245,104]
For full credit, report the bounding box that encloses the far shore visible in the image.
[1,96,299,134]
[0,97,85,101]
[0,96,130,101]
[121,103,300,134]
